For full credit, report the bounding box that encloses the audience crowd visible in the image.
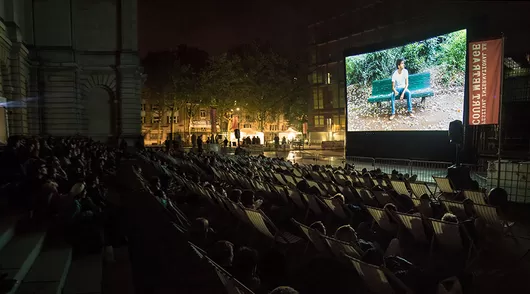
[0,135,125,254]
[1,134,525,294]
[129,144,524,294]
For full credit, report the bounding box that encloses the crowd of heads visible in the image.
[131,146,523,294]
[1,135,121,253]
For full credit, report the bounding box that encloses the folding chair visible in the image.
[273,173,289,186]
[291,219,332,256]
[473,203,515,236]
[372,190,393,206]
[433,176,457,197]
[440,199,468,221]
[346,255,413,294]
[189,242,255,294]
[366,206,398,235]
[357,188,379,207]
[307,180,327,196]
[390,180,411,197]
[429,218,475,262]
[243,208,302,245]
[285,188,307,212]
[322,235,363,259]
[321,198,350,221]
[396,212,429,244]
[463,190,487,205]
[410,182,433,199]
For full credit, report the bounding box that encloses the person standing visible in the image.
[390,59,414,120]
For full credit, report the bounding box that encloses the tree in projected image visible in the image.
[345,30,466,88]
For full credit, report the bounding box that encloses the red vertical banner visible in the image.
[303,122,308,135]
[468,38,503,125]
[210,108,217,133]
[232,115,239,130]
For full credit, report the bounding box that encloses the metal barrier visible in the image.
[484,161,530,204]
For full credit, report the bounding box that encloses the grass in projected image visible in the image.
[346,29,466,131]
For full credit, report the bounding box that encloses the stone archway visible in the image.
[84,87,114,142]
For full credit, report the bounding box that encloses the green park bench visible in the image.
[367,72,434,104]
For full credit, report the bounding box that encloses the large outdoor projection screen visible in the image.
[345,29,467,131]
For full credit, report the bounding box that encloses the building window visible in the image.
[314,115,325,127]
[327,72,331,84]
[270,125,279,131]
[152,115,160,124]
[243,124,252,128]
[200,109,207,118]
[141,104,146,111]
[313,88,324,110]
[311,71,318,84]
[151,104,159,111]
[332,114,345,129]
[141,116,146,124]
[167,116,177,124]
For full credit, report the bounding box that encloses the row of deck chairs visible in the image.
[137,151,518,294]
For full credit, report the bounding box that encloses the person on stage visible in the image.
[390,59,414,120]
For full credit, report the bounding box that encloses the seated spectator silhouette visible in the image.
[309,221,327,235]
[269,286,299,294]
[334,224,378,253]
[62,182,102,253]
[209,240,234,269]
[232,246,261,291]
[441,213,458,224]
[229,189,243,203]
[189,218,210,249]
[241,190,263,210]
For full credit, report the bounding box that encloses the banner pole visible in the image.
[496,34,505,188]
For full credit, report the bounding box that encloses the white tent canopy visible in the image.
[278,127,302,141]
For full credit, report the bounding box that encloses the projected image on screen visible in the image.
[346,29,466,131]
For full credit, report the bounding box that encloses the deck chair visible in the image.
[292,168,303,178]
[366,206,398,235]
[372,190,393,206]
[321,198,350,221]
[244,208,302,244]
[396,212,429,244]
[346,255,413,294]
[272,185,290,204]
[273,173,289,186]
[429,219,472,258]
[336,185,357,203]
[283,174,299,188]
[473,203,509,233]
[410,182,433,198]
[322,235,363,259]
[306,180,327,196]
[463,190,487,205]
[433,176,457,197]
[291,219,331,255]
[285,188,307,213]
[310,171,325,182]
[356,188,379,207]
[441,200,468,221]
[390,180,411,197]
[321,182,339,195]
[189,242,255,294]
[304,193,325,217]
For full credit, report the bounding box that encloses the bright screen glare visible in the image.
[345,29,467,131]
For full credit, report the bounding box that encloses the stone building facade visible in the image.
[0,0,142,144]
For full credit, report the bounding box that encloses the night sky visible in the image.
[138,0,353,57]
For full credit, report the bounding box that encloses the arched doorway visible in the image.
[85,87,114,142]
